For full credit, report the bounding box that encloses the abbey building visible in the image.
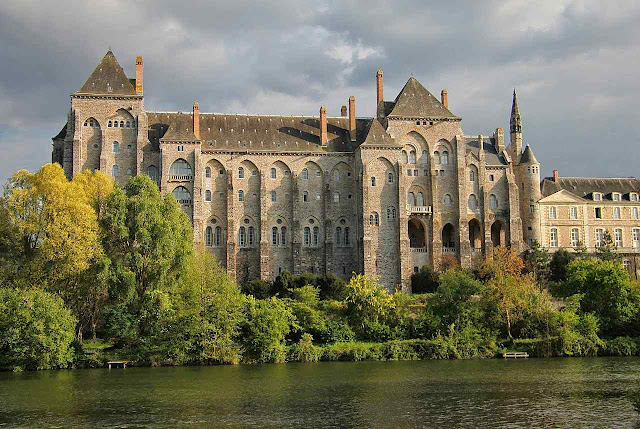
[51,51,640,290]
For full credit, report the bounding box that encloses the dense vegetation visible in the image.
[2,164,640,370]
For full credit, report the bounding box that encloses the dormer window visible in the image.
[613,193,621,201]
[594,193,602,201]
[632,193,638,202]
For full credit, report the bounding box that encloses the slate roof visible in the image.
[519,145,538,164]
[146,111,371,152]
[388,77,459,119]
[541,177,640,200]
[360,119,396,146]
[52,124,67,140]
[76,51,137,96]
[464,136,507,166]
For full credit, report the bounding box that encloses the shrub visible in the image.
[242,278,272,299]
[605,336,639,356]
[288,333,321,362]
[411,265,439,294]
[241,297,295,363]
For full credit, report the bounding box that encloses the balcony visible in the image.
[406,205,433,215]
[410,247,428,253]
[472,248,482,254]
[169,174,193,182]
[176,199,192,205]
[442,247,457,254]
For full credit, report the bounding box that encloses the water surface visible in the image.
[1,358,639,428]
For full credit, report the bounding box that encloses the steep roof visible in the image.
[541,177,640,200]
[52,124,67,140]
[464,136,507,166]
[76,51,136,96]
[146,111,370,152]
[388,77,459,119]
[519,145,538,164]
[360,119,396,146]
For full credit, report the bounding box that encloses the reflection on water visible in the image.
[0,357,638,428]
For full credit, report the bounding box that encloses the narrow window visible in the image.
[248,226,255,247]
[615,228,623,248]
[113,120,117,128]
[113,141,119,153]
[108,121,112,127]
[270,168,276,179]
[469,170,475,181]
[571,228,579,247]
[238,190,244,201]
[633,207,639,220]
[550,228,558,248]
[387,208,391,220]
[371,177,376,187]
[442,151,449,165]
[336,227,342,247]
[304,227,310,246]
[205,190,211,201]
[468,194,478,210]
[119,121,124,128]
[316,193,321,200]
[633,228,640,248]
[303,191,308,202]
[301,168,308,179]
[408,192,415,207]
[489,174,494,182]
[595,207,602,219]
[238,167,244,178]
[345,227,350,246]
[570,206,577,219]
[334,170,340,181]
[417,192,424,206]
[388,172,393,184]
[112,164,119,177]
[434,151,440,164]
[316,170,321,177]
[392,208,396,219]
[402,150,408,164]
[374,213,379,226]
[369,214,374,225]
[215,226,221,247]
[549,206,556,219]
[126,168,132,176]
[595,228,603,247]
[271,190,276,202]
[614,207,621,219]
[205,226,212,247]
[444,194,452,207]
[126,121,130,128]
[272,227,278,245]
[281,227,287,246]
[205,167,211,178]
[252,170,257,176]
[407,169,413,177]
[239,227,246,247]
[409,150,416,164]
[313,227,319,246]
[334,192,340,203]
[489,194,497,210]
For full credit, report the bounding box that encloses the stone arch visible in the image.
[205,215,225,248]
[169,158,192,177]
[81,117,102,172]
[491,220,505,247]
[302,215,323,247]
[330,161,352,181]
[442,223,455,249]
[409,217,427,248]
[172,185,192,204]
[271,160,292,177]
[435,139,452,165]
[300,160,323,177]
[403,131,429,164]
[469,218,482,249]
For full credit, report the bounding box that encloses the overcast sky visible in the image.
[1,0,639,184]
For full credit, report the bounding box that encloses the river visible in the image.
[1,357,639,428]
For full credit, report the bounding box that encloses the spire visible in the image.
[76,50,136,96]
[520,145,539,164]
[510,88,521,133]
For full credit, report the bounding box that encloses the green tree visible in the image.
[596,230,618,262]
[411,264,439,293]
[344,274,397,340]
[524,240,550,286]
[0,288,76,370]
[241,297,295,363]
[549,249,576,282]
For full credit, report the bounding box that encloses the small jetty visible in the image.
[502,352,529,359]
[107,360,129,369]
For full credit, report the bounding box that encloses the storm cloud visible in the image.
[1,0,639,183]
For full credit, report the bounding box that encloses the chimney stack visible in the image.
[320,106,327,147]
[553,169,559,182]
[193,101,200,140]
[136,56,143,95]
[349,96,356,141]
[341,105,347,117]
[441,89,448,109]
[376,69,384,105]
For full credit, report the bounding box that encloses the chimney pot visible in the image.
[193,101,200,140]
[135,56,143,95]
[376,69,384,105]
[349,96,356,142]
[341,105,347,117]
[320,106,327,147]
[553,169,559,182]
[441,89,448,109]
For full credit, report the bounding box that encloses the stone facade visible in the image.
[50,50,640,291]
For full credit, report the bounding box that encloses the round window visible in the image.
[244,219,249,224]
[211,219,217,224]
[309,219,314,224]
[340,219,346,225]
[276,219,282,224]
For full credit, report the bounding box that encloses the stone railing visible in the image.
[472,248,482,254]
[406,205,433,215]
[410,247,428,253]
[176,199,192,205]
[442,247,457,253]
[169,174,193,182]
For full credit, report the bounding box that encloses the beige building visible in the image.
[52,50,638,290]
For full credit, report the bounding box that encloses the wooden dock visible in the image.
[502,352,529,359]
[107,360,129,369]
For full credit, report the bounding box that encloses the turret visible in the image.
[518,145,542,247]
[509,89,522,164]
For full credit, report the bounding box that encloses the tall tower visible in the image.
[509,89,522,164]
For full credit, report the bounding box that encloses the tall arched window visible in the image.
[468,194,478,210]
[371,177,376,187]
[334,192,340,203]
[215,226,221,247]
[238,190,244,201]
[169,159,192,176]
[113,141,119,153]
[205,167,211,178]
[281,227,287,246]
[442,151,449,165]
[334,170,340,181]
[272,227,278,245]
[205,190,211,202]
[205,226,213,247]
[271,190,277,202]
[270,168,276,179]
[336,227,342,246]
[301,168,309,180]
[248,227,255,246]
[239,227,246,247]
[344,227,350,246]
[313,227,319,246]
[304,227,311,246]
[402,150,408,164]
[489,194,497,210]
[409,150,416,164]
[303,191,308,202]
[172,186,191,204]
[388,172,394,184]
[434,151,440,164]
[112,164,119,177]
[421,150,428,163]
[119,121,124,128]
[370,212,379,226]
[126,121,131,128]
[408,192,415,207]
[443,194,452,207]
[387,208,391,220]
[469,170,475,181]
[238,167,244,178]
[147,165,158,183]
[417,192,424,206]
[108,121,112,127]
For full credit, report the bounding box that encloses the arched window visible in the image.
[469,170,475,181]
[334,192,340,203]
[409,150,416,164]
[434,151,440,164]
[344,227,350,246]
[336,227,342,246]
[370,212,379,226]
[443,194,452,207]
[301,168,309,180]
[271,190,277,202]
[371,177,376,187]
[417,192,424,206]
[215,226,221,247]
[113,120,118,128]
[113,141,119,153]
[205,226,213,247]
[304,227,311,246]
[238,190,244,201]
[271,168,277,179]
[408,192,415,207]
[169,159,192,176]
[387,208,391,220]
[126,168,132,176]
[205,167,211,178]
[108,121,112,127]
[112,164,119,177]
[313,227,319,246]
[489,194,497,210]
[272,227,278,245]
[468,194,478,210]
[281,227,287,246]
[248,227,255,247]
[442,151,449,165]
[172,186,191,203]
[421,150,428,163]
[392,207,396,219]
[303,191,308,202]
[316,193,321,200]
[369,214,374,225]
[238,167,244,178]
[334,170,340,181]
[402,150,408,164]
[388,172,394,184]
[126,121,131,128]
[205,190,211,202]
[147,165,158,183]
[239,227,246,247]
[119,121,124,128]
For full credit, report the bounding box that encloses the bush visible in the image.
[0,288,76,370]
[241,297,295,363]
[605,336,640,356]
[288,333,321,362]
[411,265,439,293]
[242,278,272,299]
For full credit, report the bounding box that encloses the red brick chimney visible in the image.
[376,69,384,105]
[193,101,200,140]
[349,96,356,141]
[341,105,347,117]
[320,106,327,147]
[136,56,143,95]
[553,169,559,182]
[441,89,448,109]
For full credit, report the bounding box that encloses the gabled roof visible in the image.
[520,145,538,164]
[541,177,640,200]
[76,51,136,96]
[360,119,395,146]
[388,77,459,119]
[464,136,507,166]
[538,189,586,204]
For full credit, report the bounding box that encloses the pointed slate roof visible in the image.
[52,124,67,140]
[511,89,520,118]
[76,51,136,96]
[520,145,538,164]
[361,119,395,146]
[388,77,458,119]
[541,177,640,200]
